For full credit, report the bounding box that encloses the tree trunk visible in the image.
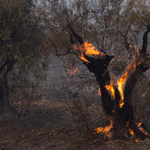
[0,75,13,116]
[68,25,150,139]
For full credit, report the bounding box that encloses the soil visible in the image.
[0,99,150,150]
[0,64,150,150]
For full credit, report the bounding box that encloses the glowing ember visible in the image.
[96,120,113,134]
[67,68,79,75]
[73,43,78,50]
[127,122,134,136]
[105,81,115,99]
[98,87,101,97]
[137,122,147,135]
[129,128,134,135]
[138,123,142,127]
[119,101,124,108]
[135,139,139,142]
[96,127,103,133]
[126,122,129,127]
[83,41,100,55]
[128,61,136,71]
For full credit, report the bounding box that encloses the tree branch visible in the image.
[50,40,76,57]
[141,25,150,54]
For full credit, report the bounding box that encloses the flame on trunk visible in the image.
[73,41,105,63]
[126,122,135,135]
[117,71,128,108]
[78,54,89,63]
[137,122,147,135]
[73,43,78,50]
[82,41,105,57]
[83,41,102,56]
[73,43,89,62]
[138,122,142,127]
[129,128,134,135]
[105,81,115,99]
[117,61,136,108]
[98,87,101,97]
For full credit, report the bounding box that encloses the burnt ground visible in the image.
[0,99,150,150]
[0,63,150,150]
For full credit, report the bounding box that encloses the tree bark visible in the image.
[68,25,150,139]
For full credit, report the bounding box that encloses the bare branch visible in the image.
[141,25,150,54]
[67,24,83,45]
[50,40,76,57]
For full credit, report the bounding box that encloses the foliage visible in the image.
[0,0,49,112]
[0,0,49,75]
[40,0,150,56]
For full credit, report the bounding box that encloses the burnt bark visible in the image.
[67,25,114,117]
[68,25,150,139]
[84,55,114,117]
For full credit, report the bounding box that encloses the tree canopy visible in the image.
[0,0,49,115]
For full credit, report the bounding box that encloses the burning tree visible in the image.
[39,0,150,140]
[67,24,150,140]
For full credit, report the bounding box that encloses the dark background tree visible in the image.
[0,0,49,116]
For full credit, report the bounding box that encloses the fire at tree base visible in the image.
[67,24,150,140]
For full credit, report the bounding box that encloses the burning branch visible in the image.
[67,24,150,140]
[67,24,114,117]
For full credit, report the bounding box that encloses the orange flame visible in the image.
[96,127,103,133]
[73,41,105,63]
[98,87,101,97]
[73,43,89,63]
[82,41,105,57]
[105,81,115,99]
[117,71,128,108]
[137,122,147,135]
[117,61,136,108]
[78,54,89,63]
[67,68,79,75]
[138,122,142,127]
[129,128,134,135]
[126,122,147,138]
[83,41,100,55]
[96,120,113,134]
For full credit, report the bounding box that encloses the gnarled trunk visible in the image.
[68,25,150,139]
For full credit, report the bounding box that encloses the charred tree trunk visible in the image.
[84,57,114,117]
[112,27,150,139]
[68,25,150,139]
